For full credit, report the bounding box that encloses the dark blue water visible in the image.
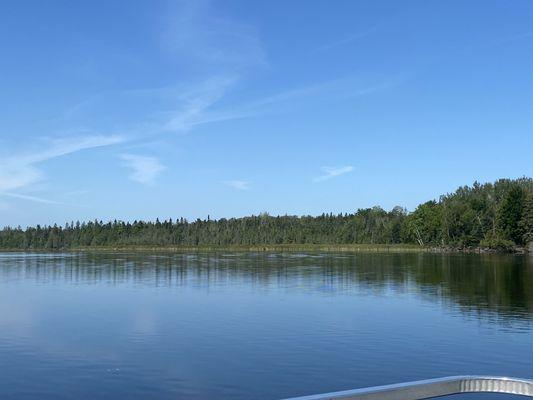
[0,252,532,399]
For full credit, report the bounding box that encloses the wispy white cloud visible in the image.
[120,154,166,185]
[147,0,267,135]
[314,166,354,182]
[249,79,380,109]
[59,73,403,146]
[0,134,123,193]
[188,75,406,125]
[52,3,400,147]
[34,134,123,164]
[60,77,243,138]
[162,76,238,132]
[162,0,266,73]
[222,180,250,190]
[0,192,77,206]
[50,0,266,142]
[58,1,268,139]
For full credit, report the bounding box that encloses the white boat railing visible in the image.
[282,376,533,400]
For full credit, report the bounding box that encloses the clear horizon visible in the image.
[1,1,532,227]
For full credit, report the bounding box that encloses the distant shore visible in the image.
[0,243,529,254]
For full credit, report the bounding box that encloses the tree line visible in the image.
[1,178,532,251]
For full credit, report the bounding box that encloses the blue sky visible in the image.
[1,0,532,227]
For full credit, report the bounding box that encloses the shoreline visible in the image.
[0,244,528,254]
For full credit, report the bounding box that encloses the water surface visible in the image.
[0,252,532,399]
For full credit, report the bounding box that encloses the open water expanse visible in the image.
[0,252,532,399]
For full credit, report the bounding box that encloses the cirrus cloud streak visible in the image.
[314,165,354,182]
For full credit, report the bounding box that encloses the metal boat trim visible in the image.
[282,375,533,400]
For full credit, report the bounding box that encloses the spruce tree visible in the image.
[520,193,533,244]
[497,185,525,244]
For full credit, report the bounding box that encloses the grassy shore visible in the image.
[76,243,431,253]
[1,243,528,253]
[0,243,476,253]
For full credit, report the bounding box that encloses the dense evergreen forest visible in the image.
[1,178,532,251]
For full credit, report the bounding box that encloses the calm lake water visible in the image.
[0,252,532,400]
